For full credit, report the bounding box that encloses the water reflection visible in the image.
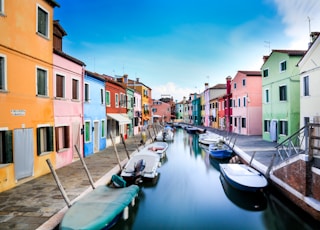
[111,128,319,230]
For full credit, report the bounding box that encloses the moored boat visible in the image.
[208,143,233,159]
[220,163,268,192]
[60,184,139,230]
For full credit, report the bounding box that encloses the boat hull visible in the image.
[220,164,268,192]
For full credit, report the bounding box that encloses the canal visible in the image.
[113,128,319,230]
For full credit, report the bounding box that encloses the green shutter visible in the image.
[47,127,54,151]
[5,131,13,163]
[37,128,41,155]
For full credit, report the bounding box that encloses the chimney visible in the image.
[309,32,320,47]
[226,76,232,94]
[136,77,139,83]
[123,74,128,83]
[205,83,209,90]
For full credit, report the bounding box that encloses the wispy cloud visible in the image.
[273,0,320,48]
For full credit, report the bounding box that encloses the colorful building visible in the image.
[208,84,226,128]
[261,50,305,143]
[231,71,262,135]
[53,21,85,168]
[152,100,171,124]
[224,76,233,132]
[83,70,106,156]
[0,0,59,192]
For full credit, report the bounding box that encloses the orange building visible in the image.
[0,0,59,192]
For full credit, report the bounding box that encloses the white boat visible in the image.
[198,132,223,145]
[121,148,161,182]
[220,164,268,192]
[145,141,169,158]
[155,128,174,142]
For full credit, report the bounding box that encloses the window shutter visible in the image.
[5,131,13,163]
[37,128,41,155]
[47,127,54,151]
[65,126,70,148]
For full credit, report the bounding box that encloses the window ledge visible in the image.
[57,148,69,153]
[0,163,10,168]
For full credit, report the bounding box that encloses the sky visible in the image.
[54,0,320,101]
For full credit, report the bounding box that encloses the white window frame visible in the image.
[263,68,269,78]
[242,79,246,86]
[84,120,92,143]
[279,84,287,101]
[280,60,287,72]
[72,78,79,101]
[303,76,310,96]
[0,0,5,15]
[36,4,50,38]
[279,120,288,136]
[105,90,110,107]
[243,96,246,107]
[101,119,106,138]
[0,53,7,91]
[115,93,119,107]
[36,66,49,97]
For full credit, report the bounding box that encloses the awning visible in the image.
[107,113,131,125]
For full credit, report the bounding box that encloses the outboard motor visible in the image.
[163,130,167,141]
[134,159,146,178]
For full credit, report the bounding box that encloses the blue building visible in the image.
[83,71,107,157]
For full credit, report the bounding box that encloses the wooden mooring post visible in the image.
[120,133,131,159]
[110,133,122,170]
[75,145,95,189]
[46,159,72,208]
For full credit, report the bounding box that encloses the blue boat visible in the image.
[208,143,233,159]
[60,185,139,230]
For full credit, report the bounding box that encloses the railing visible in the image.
[275,126,306,161]
[275,123,320,163]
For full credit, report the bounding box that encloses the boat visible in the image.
[60,184,139,230]
[220,163,268,192]
[198,132,223,145]
[120,148,161,183]
[146,141,169,159]
[155,128,174,142]
[185,125,198,134]
[208,142,233,159]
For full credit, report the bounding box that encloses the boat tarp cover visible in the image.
[60,184,139,230]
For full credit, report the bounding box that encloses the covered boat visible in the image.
[146,141,169,159]
[220,163,268,192]
[198,132,223,145]
[60,185,139,230]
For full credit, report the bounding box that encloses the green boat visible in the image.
[60,184,139,230]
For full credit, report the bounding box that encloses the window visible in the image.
[0,0,4,15]
[55,74,65,98]
[72,79,79,100]
[264,120,270,132]
[263,68,269,77]
[115,93,119,107]
[265,89,269,103]
[303,76,309,96]
[37,5,49,38]
[37,67,48,96]
[279,120,288,135]
[279,85,287,101]
[0,130,13,164]
[84,83,89,102]
[243,97,246,107]
[105,91,110,106]
[234,83,237,89]
[242,79,246,86]
[234,117,237,126]
[84,121,91,142]
[100,88,104,104]
[120,93,125,107]
[37,126,54,155]
[0,54,6,90]
[280,60,287,72]
[55,126,69,151]
[238,98,241,107]
[101,120,105,138]
[241,118,246,128]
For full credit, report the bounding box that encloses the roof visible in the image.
[85,70,105,81]
[238,70,261,76]
[53,49,85,66]
[53,20,67,37]
[263,49,306,63]
[210,84,226,89]
[45,0,60,7]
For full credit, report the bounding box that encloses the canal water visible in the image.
[113,128,319,230]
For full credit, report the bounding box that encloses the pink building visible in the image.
[231,70,262,135]
[152,100,171,123]
[53,21,85,168]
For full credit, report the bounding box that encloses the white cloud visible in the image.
[152,82,196,101]
[273,0,320,49]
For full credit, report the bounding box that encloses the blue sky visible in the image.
[54,0,320,101]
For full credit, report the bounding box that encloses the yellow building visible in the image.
[0,0,59,192]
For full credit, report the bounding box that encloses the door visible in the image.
[72,122,81,159]
[270,119,278,142]
[94,121,99,153]
[14,128,34,180]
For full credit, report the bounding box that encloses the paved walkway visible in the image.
[0,128,279,230]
